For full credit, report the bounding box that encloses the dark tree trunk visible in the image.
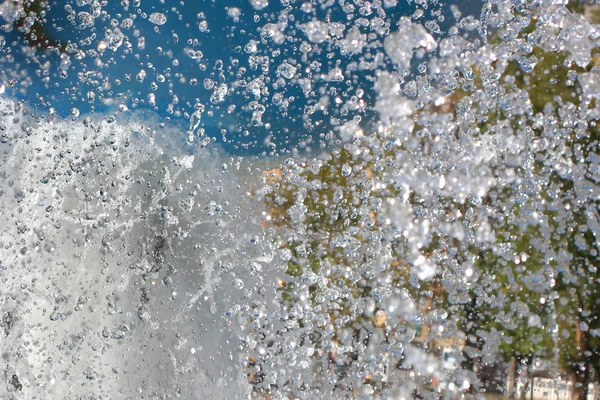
[529,355,535,400]
[572,299,591,400]
[507,357,517,398]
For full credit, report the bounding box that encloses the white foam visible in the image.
[0,97,277,399]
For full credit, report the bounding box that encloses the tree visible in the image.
[455,15,600,398]
[251,2,600,398]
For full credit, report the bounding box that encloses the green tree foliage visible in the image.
[260,3,600,398]
[462,21,600,396]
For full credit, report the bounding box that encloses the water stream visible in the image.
[0,0,599,399]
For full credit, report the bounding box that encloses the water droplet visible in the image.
[250,0,269,10]
[148,12,167,25]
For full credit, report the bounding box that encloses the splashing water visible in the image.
[188,103,205,142]
[0,0,600,399]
